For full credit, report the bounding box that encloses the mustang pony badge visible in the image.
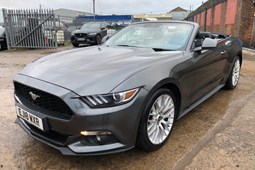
[29,92,40,101]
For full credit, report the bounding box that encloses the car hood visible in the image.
[19,46,183,96]
[72,29,100,34]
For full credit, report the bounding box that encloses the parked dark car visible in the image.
[106,22,128,31]
[0,26,7,51]
[71,22,107,47]
[14,21,242,155]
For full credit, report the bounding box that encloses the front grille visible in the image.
[14,82,73,119]
[75,33,87,38]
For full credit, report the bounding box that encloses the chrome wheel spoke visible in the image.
[159,123,168,137]
[152,126,159,142]
[162,108,174,119]
[155,98,162,112]
[160,98,172,115]
[151,105,157,113]
[148,123,157,136]
[161,119,173,127]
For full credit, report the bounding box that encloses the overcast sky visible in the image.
[0,0,205,22]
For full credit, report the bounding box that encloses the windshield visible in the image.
[105,22,194,51]
[81,23,101,30]
[0,27,5,36]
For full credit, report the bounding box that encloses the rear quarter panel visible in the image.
[224,37,243,80]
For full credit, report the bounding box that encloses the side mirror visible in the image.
[101,35,110,44]
[202,38,217,49]
[194,38,217,52]
[101,27,106,30]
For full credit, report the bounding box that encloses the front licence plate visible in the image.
[16,106,44,131]
[77,38,85,41]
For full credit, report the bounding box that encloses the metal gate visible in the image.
[2,9,57,49]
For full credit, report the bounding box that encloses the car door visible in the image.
[180,39,228,108]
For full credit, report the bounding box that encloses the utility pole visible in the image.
[93,0,96,21]
[93,0,95,14]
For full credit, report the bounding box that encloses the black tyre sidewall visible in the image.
[95,35,101,45]
[136,88,177,151]
[72,43,79,47]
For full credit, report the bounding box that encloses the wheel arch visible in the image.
[160,83,181,118]
[144,78,182,119]
[135,79,182,150]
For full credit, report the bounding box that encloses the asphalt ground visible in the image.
[0,47,254,169]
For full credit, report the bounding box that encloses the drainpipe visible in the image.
[251,12,255,47]
[204,8,207,32]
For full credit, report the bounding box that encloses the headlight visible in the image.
[71,32,75,36]
[88,33,97,36]
[80,88,139,108]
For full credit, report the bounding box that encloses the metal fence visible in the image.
[2,9,57,49]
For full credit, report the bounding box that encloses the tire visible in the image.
[225,57,241,90]
[72,43,79,47]
[95,35,101,45]
[136,88,177,151]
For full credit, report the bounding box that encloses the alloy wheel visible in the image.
[147,94,175,145]
[232,59,240,86]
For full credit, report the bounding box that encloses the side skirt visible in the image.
[178,85,225,119]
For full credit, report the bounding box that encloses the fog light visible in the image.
[80,131,111,136]
[80,133,119,146]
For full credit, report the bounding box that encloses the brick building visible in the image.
[185,0,255,48]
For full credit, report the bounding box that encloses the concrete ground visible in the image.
[0,47,254,170]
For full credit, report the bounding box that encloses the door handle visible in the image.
[225,41,232,46]
[221,50,226,55]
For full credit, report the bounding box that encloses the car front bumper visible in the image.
[0,38,7,50]
[14,74,148,155]
[71,35,97,44]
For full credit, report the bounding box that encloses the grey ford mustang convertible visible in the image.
[14,21,242,155]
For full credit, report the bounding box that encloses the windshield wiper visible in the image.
[115,45,174,51]
[152,48,174,52]
[116,44,138,47]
